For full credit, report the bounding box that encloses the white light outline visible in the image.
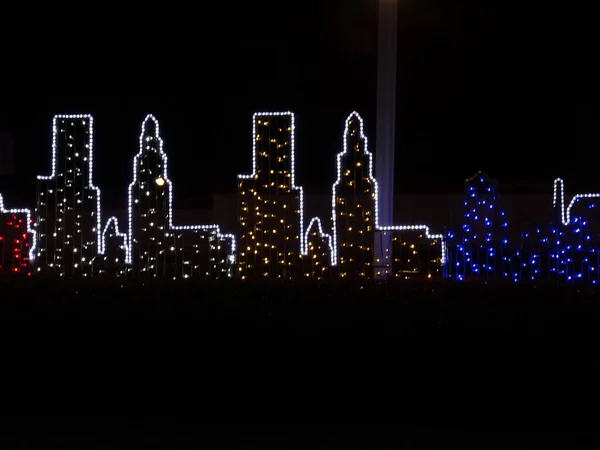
[36,114,102,261]
[126,114,235,265]
[304,217,335,266]
[237,111,307,255]
[553,177,600,226]
[0,193,36,265]
[331,111,446,266]
[99,216,128,256]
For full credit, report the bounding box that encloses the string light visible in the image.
[35,114,101,276]
[94,216,128,277]
[237,112,305,279]
[99,216,128,256]
[304,217,334,266]
[9,110,600,285]
[553,177,600,226]
[446,172,509,281]
[126,114,235,276]
[445,175,600,285]
[331,112,446,269]
[0,194,34,274]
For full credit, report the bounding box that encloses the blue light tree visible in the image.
[515,178,600,286]
[448,171,510,282]
[551,179,600,284]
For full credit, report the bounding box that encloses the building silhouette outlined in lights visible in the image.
[237,112,305,279]
[331,112,376,278]
[331,112,446,280]
[35,115,101,277]
[23,110,448,281]
[126,114,235,279]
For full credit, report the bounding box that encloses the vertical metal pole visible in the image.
[374,0,398,279]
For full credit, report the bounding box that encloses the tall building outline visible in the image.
[331,112,446,268]
[35,114,102,275]
[331,112,377,277]
[237,111,313,278]
[126,114,235,266]
[238,111,306,254]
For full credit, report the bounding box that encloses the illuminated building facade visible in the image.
[127,115,234,279]
[237,112,304,279]
[0,194,33,275]
[35,115,101,277]
[332,112,376,279]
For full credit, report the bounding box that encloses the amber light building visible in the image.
[237,112,304,279]
[332,112,376,279]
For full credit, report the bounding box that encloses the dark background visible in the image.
[1,0,599,209]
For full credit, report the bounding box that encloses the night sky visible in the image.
[1,0,599,209]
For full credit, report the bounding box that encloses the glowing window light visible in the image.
[126,114,235,266]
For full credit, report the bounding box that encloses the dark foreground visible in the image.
[1,279,599,449]
[1,278,599,326]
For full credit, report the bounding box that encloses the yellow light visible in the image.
[155,177,165,187]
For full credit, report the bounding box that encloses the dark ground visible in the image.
[1,279,599,449]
